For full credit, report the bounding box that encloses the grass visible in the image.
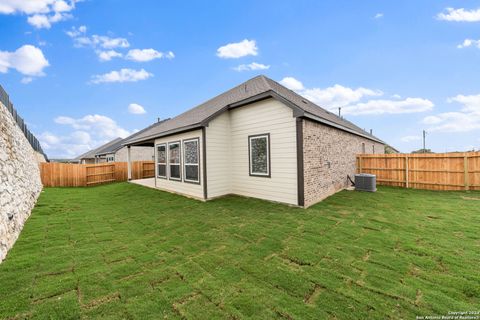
[0,183,479,319]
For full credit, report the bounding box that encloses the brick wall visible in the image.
[303,119,384,207]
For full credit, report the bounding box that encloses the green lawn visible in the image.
[0,183,479,319]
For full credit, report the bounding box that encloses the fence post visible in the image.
[464,156,469,191]
[405,155,409,188]
[127,146,132,180]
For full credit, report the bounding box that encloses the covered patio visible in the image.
[129,177,155,189]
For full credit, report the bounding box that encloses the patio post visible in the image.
[127,145,132,180]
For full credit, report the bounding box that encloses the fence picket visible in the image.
[40,161,155,187]
[357,152,480,191]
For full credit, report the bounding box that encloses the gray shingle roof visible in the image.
[124,75,383,145]
[93,119,171,156]
[94,138,125,156]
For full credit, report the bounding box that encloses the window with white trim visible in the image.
[156,144,167,178]
[249,134,270,177]
[183,138,200,183]
[168,141,181,180]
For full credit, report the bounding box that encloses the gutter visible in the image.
[123,124,203,146]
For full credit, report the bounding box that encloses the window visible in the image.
[183,138,200,183]
[248,133,270,177]
[372,145,375,154]
[362,143,365,154]
[168,141,181,180]
[156,144,167,178]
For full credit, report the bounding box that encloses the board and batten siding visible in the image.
[154,129,204,200]
[206,98,298,205]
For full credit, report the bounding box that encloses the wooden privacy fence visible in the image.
[357,152,480,191]
[40,161,155,187]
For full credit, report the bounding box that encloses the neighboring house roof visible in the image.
[94,138,125,156]
[123,75,383,146]
[74,138,123,160]
[95,119,170,156]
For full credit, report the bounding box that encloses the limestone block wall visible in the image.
[0,101,42,262]
[303,119,384,207]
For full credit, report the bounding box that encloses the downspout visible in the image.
[202,127,208,200]
[127,145,132,181]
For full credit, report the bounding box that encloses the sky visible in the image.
[1,0,480,158]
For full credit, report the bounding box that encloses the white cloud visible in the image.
[217,39,258,58]
[423,94,480,132]
[21,77,33,84]
[280,77,305,91]
[67,27,174,64]
[90,68,153,84]
[125,49,174,62]
[401,135,421,142]
[0,0,81,29]
[52,0,72,13]
[233,62,270,71]
[0,0,53,14]
[74,35,130,49]
[67,27,130,49]
[457,39,480,49]
[374,13,384,19]
[92,35,130,49]
[128,103,146,114]
[54,114,130,138]
[303,85,382,109]
[437,7,480,22]
[341,98,434,115]
[27,14,51,28]
[279,76,433,115]
[280,77,382,108]
[0,45,49,76]
[448,94,480,112]
[40,114,131,157]
[97,50,122,61]
[65,25,86,38]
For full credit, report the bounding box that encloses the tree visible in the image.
[411,148,433,154]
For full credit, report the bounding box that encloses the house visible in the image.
[75,138,123,164]
[123,75,385,207]
[94,138,154,163]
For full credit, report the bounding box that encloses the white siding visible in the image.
[206,112,231,198]
[206,98,298,205]
[154,129,204,200]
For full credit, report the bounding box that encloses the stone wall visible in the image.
[0,101,43,262]
[303,119,384,207]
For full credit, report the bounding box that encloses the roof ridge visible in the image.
[262,76,381,140]
[156,76,271,124]
[122,75,385,146]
